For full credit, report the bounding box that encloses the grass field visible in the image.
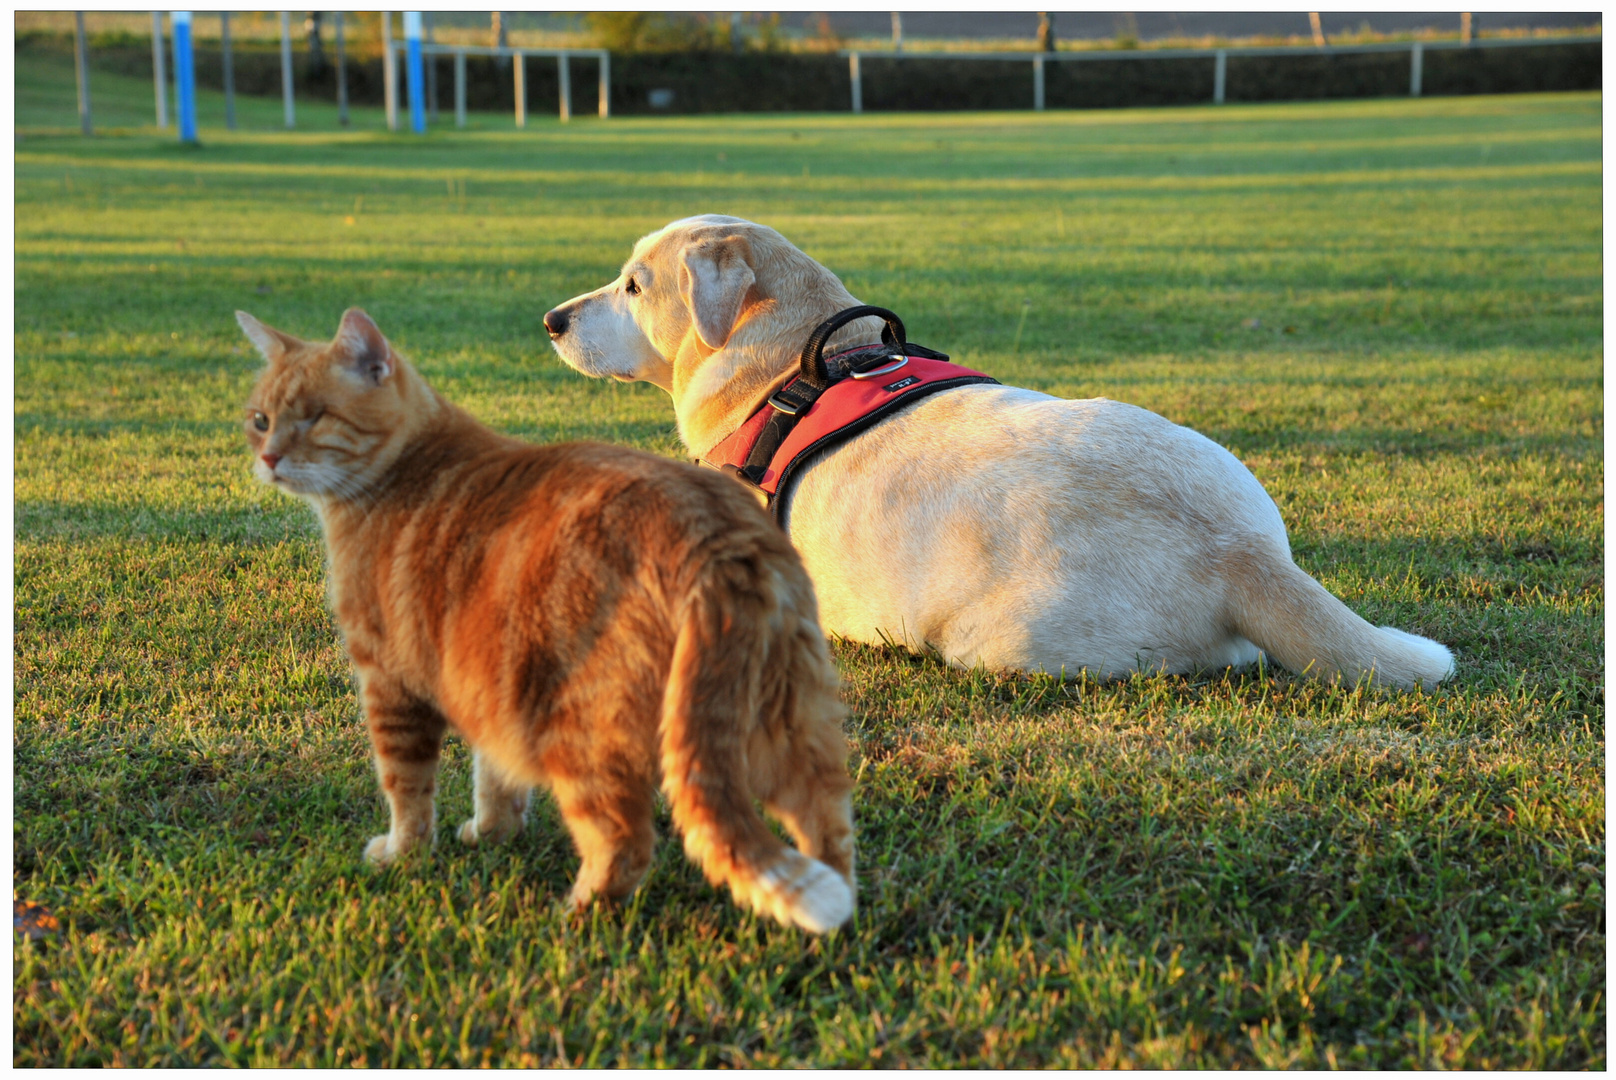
[13,50,1604,1068]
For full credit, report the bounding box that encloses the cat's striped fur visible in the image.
[238,307,855,933]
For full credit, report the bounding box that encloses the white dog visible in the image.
[543,215,1454,689]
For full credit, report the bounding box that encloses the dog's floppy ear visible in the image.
[678,234,756,351]
[332,307,394,385]
[235,310,300,363]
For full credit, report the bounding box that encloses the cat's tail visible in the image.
[658,562,854,935]
[1225,542,1455,691]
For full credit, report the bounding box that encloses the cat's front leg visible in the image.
[359,674,448,866]
[457,750,531,846]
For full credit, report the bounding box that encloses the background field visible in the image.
[13,53,1604,1068]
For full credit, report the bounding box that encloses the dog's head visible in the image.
[544,216,863,449]
[543,215,768,387]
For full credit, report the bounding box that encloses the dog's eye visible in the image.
[625,277,641,297]
[252,411,270,432]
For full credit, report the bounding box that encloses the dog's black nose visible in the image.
[543,308,569,338]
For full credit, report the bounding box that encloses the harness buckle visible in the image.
[767,392,802,415]
[849,354,909,381]
[768,383,820,415]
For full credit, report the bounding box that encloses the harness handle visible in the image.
[797,305,906,390]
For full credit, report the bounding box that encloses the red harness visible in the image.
[699,306,997,524]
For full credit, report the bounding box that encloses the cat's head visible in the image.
[238,307,427,501]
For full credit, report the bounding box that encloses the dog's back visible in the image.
[786,384,1451,687]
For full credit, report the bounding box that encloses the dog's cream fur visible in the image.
[544,215,1455,690]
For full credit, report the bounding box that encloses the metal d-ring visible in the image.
[849,354,909,380]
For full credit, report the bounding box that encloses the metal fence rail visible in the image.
[78,14,1597,141]
[387,41,610,128]
[841,34,1602,112]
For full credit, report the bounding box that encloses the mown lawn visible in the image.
[13,48,1603,1067]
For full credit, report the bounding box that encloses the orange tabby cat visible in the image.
[237,307,855,933]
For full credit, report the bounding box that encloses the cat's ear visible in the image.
[236,311,300,363]
[678,234,756,351]
[333,308,394,385]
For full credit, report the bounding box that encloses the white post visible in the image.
[558,52,571,122]
[279,10,295,128]
[850,52,862,113]
[514,52,526,128]
[222,11,237,129]
[1410,41,1423,97]
[151,11,168,128]
[74,12,92,135]
[454,50,466,128]
[1033,54,1044,111]
[890,11,902,51]
[598,50,610,118]
[382,12,397,130]
[1213,48,1227,104]
[403,10,425,134]
[424,11,437,121]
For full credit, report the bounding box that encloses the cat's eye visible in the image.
[251,412,269,432]
[625,277,641,297]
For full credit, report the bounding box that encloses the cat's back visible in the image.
[425,438,802,609]
[501,439,783,550]
[426,439,818,728]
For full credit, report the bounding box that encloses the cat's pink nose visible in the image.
[260,453,281,470]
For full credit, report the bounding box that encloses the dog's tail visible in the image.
[1226,544,1455,690]
[657,564,854,934]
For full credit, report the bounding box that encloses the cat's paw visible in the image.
[565,880,599,911]
[459,813,523,846]
[364,834,405,866]
[564,875,635,913]
[458,817,512,846]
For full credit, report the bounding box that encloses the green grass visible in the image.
[14,48,1603,1068]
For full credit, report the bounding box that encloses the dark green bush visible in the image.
[17,33,1600,115]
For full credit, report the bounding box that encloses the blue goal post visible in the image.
[171,11,197,142]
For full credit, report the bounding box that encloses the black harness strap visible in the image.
[713,304,998,524]
[733,305,909,486]
[765,370,995,526]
